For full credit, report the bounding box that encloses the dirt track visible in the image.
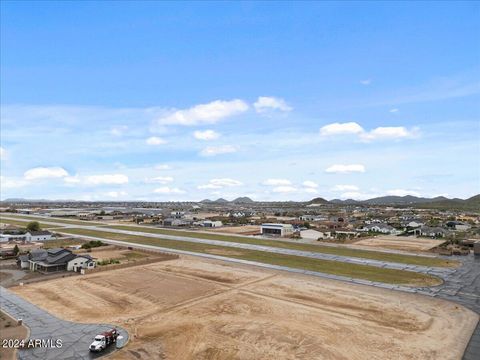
[10,256,478,360]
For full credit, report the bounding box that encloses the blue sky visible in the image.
[1,1,479,201]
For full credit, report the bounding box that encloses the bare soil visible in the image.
[10,256,478,360]
[207,225,261,235]
[353,235,445,252]
[0,310,28,360]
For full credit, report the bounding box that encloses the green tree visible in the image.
[26,221,41,232]
[13,244,20,256]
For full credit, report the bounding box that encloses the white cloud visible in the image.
[154,99,248,127]
[304,187,318,194]
[110,125,128,136]
[105,191,127,198]
[154,164,171,170]
[254,96,292,113]
[340,191,376,200]
[320,122,364,136]
[272,186,298,193]
[84,174,129,185]
[193,130,220,141]
[24,167,69,181]
[360,79,372,85]
[386,189,421,197]
[153,186,186,194]
[1,176,27,189]
[0,147,6,160]
[359,126,419,142]
[146,176,174,184]
[262,178,292,186]
[389,108,399,113]
[320,122,419,142]
[200,145,237,156]
[64,175,81,184]
[198,178,243,189]
[146,136,167,145]
[302,180,318,188]
[332,184,359,191]
[325,164,366,174]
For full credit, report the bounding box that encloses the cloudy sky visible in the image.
[1,2,479,201]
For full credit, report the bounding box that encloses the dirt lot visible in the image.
[207,225,261,235]
[0,310,28,360]
[353,235,445,252]
[10,257,478,360]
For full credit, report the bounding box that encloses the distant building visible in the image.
[261,223,294,237]
[446,221,471,231]
[203,220,223,228]
[360,223,401,235]
[25,231,53,242]
[418,226,446,238]
[300,229,332,240]
[163,218,191,227]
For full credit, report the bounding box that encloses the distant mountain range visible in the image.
[330,194,480,209]
[3,194,479,210]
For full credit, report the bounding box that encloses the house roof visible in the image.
[28,231,52,236]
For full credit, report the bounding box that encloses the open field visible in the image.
[207,225,261,235]
[41,238,85,249]
[0,214,102,226]
[353,235,446,252]
[0,218,57,229]
[104,225,456,268]
[10,257,479,360]
[57,227,440,286]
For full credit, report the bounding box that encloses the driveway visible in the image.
[0,286,128,360]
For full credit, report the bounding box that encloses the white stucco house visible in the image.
[67,255,96,272]
[25,231,53,242]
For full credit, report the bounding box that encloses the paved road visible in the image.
[425,255,480,360]
[0,287,128,360]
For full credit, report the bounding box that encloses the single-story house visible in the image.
[25,231,53,242]
[67,255,96,271]
[419,226,447,238]
[360,223,401,235]
[417,226,447,237]
[23,248,77,273]
[446,221,471,231]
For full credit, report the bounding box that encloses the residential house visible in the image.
[67,255,96,271]
[360,223,401,235]
[419,226,447,238]
[22,248,77,273]
[446,221,471,231]
[25,231,53,242]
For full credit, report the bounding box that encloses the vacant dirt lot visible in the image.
[207,225,261,235]
[0,310,28,360]
[10,257,478,360]
[353,235,445,252]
